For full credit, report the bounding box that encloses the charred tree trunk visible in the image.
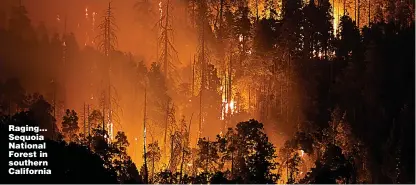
[164,99,169,160]
[199,16,205,139]
[344,0,346,16]
[206,137,210,172]
[164,0,170,80]
[256,0,259,21]
[84,102,86,137]
[192,55,195,96]
[368,0,371,25]
[169,134,175,171]
[357,0,360,27]
[143,88,148,184]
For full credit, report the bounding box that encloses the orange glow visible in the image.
[15,0,381,171]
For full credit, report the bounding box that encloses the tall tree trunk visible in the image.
[199,13,205,139]
[102,104,105,140]
[179,140,185,183]
[228,53,232,119]
[256,0,259,21]
[355,0,357,22]
[219,0,224,36]
[83,102,86,137]
[344,0,346,16]
[169,134,174,171]
[143,87,148,184]
[368,0,371,25]
[164,0,170,80]
[206,137,209,172]
[357,0,360,27]
[192,55,195,96]
[164,99,169,160]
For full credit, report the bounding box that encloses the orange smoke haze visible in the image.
[0,0,381,169]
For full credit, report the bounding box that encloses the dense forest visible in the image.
[0,0,415,184]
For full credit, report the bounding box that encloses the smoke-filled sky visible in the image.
[4,0,201,166]
[14,0,195,67]
[23,0,143,54]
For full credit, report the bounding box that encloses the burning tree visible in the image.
[157,0,180,85]
[94,1,121,142]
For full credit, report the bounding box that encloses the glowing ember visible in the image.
[85,31,89,46]
[159,1,163,18]
[92,12,96,33]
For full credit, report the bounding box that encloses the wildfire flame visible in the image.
[333,1,339,36]
[221,90,237,120]
[299,149,305,157]
[230,100,236,114]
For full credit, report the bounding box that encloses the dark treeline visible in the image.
[0,0,415,184]
[0,90,278,183]
[0,93,138,183]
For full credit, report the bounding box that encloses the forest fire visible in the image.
[221,90,237,121]
[0,0,414,184]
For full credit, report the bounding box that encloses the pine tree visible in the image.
[146,141,161,182]
[62,109,80,142]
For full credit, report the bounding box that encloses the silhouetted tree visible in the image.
[223,119,279,183]
[61,109,80,142]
